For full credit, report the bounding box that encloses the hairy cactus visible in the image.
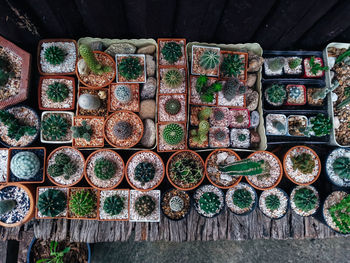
[220,54,244,78]
[169,196,184,212]
[232,189,253,209]
[195,75,222,103]
[170,157,203,185]
[199,50,220,69]
[10,151,40,179]
[55,153,71,166]
[94,158,116,180]
[69,189,96,217]
[288,86,301,99]
[199,192,220,214]
[135,195,156,217]
[214,130,226,141]
[164,68,183,88]
[288,57,302,69]
[165,98,181,115]
[0,56,14,86]
[291,153,315,174]
[114,85,132,103]
[113,121,132,140]
[328,194,350,234]
[266,57,285,72]
[161,42,182,64]
[265,194,280,211]
[71,120,93,142]
[119,56,142,80]
[134,162,155,185]
[293,187,318,212]
[79,44,111,74]
[46,82,69,102]
[162,123,184,145]
[213,108,225,121]
[47,164,63,178]
[103,194,125,216]
[38,189,66,217]
[219,159,269,177]
[44,46,66,65]
[222,77,246,101]
[332,157,350,180]
[0,200,16,215]
[78,93,101,110]
[42,114,69,141]
[265,84,286,106]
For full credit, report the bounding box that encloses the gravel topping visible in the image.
[323,191,348,233]
[194,185,224,218]
[73,117,104,148]
[266,114,287,136]
[159,67,186,94]
[229,109,250,128]
[110,83,139,112]
[209,107,230,127]
[209,127,230,148]
[226,183,256,215]
[159,40,186,67]
[288,115,308,137]
[0,149,8,182]
[230,128,250,148]
[158,123,186,151]
[158,94,186,122]
[326,148,350,187]
[190,76,217,105]
[284,57,303,75]
[264,57,284,76]
[40,78,74,109]
[37,187,68,218]
[99,189,129,220]
[259,188,288,219]
[190,107,201,126]
[290,185,319,217]
[130,190,160,222]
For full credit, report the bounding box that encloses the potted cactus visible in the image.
[285,85,306,105]
[72,116,105,148]
[191,45,220,77]
[290,185,319,217]
[158,38,186,67]
[265,114,287,136]
[259,188,289,219]
[125,151,164,191]
[189,107,211,148]
[264,57,285,76]
[161,188,191,221]
[68,187,98,219]
[159,67,186,94]
[109,83,140,112]
[326,148,350,187]
[77,87,109,117]
[303,56,328,78]
[130,190,160,222]
[284,57,303,75]
[98,189,129,221]
[36,187,67,219]
[158,94,187,123]
[217,77,246,107]
[84,149,124,190]
[225,182,257,215]
[264,84,286,106]
[193,184,224,218]
[189,75,222,106]
[219,51,248,81]
[230,109,250,128]
[116,54,146,83]
[157,122,186,152]
[40,111,74,144]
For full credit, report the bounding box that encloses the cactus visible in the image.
[161,42,182,64]
[272,120,286,133]
[79,44,111,74]
[69,189,96,217]
[309,114,332,137]
[55,153,71,166]
[10,151,40,179]
[103,194,125,216]
[199,50,220,70]
[37,189,66,217]
[213,108,225,121]
[44,46,66,65]
[232,189,253,209]
[266,57,285,72]
[222,77,246,101]
[114,85,132,103]
[332,157,350,180]
[265,194,280,211]
[165,98,181,115]
[48,153,77,180]
[71,120,93,142]
[214,130,226,141]
[312,80,339,100]
[169,196,184,212]
[164,68,183,88]
[195,75,222,103]
[235,114,244,123]
[218,159,269,177]
[265,84,286,106]
[0,56,14,86]
[199,192,220,214]
[135,195,156,217]
[162,123,184,145]
[198,107,212,121]
[335,48,350,64]
[288,86,301,99]
[78,93,101,110]
[47,164,63,178]
[220,54,244,78]
[238,133,247,142]
[42,114,69,141]
[46,82,69,102]
[94,158,116,180]
[0,200,16,215]
[288,57,302,69]
[293,187,318,212]
[113,121,132,140]
[191,107,212,144]
[170,157,203,185]
[291,153,315,174]
[118,56,142,80]
[308,56,328,76]
[328,194,350,234]
[336,96,350,110]
[134,162,155,185]
[62,161,77,179]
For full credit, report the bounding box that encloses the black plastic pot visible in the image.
[324,149,350,188]
[161,188,192,221]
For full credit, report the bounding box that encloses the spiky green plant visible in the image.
[0,200,16,215]
[291,153,315,174]
[310,114,332,137]
[118,56,142,80]
[162,123,184,145]
[195,75,222,103]
[94,158,116,180]
[47,164,63,178]
[288,57,302,69]
[69,189,96,217]
[293,187,318,212]
[10,151,40,180]
[213,108,225,121]
[71,120,93,142]
[44,46,66,65]
[199,50,220,69]
[328,194,350,234]
[38,189,67,217]
[165,98,181,115]
[265,194,280,211]
[191,108,212,144]
[48,153,77,180]
[46,82,69,102]
[164,68,183,88]
[79,44,111,74]
[198,107,212,120]
[267,57,285,72]
[42,114,69,141]
[135,195,156,217]
[170,157,203,185]
[238,133,247,142]
[220,54,245,78]
[232,189,253,209]
[0,56,14,86]
[134,162,155,185]
[332,157,350,180]
[62,161,77,179]
[199,192,220,214]
[222,77,246,101]
[265,84,286,106]
[103,194,125,216]
[308,56,328,76]
[219,159,269,177]
[214,130,226,141]
[161,42,182,64]
[113,121,132,140]
[55,153,70,166]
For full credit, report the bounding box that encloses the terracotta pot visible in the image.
[84,149,125,190]
[38,75,76,111]
[285,85,307,106]
[108,83,140,112]
[166,150,205,191]
[157,38,187,68]
[72,116,105,148]
[0,183,35,227]
[67,187,99,220]
[46,146,85,187]
[125,150,165,191]
[37,39,77,75]
[156,122,187,153]
[35,186,68,219]
[303,57,325,78]
[219,50,248,82]
[283,145,321,185]
[205,149,242,189]
[98,189,130,221]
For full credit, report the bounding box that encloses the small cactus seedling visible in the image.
[218,159,269,177]
[79,44,111,74]
[265,84,286,106]
[135,195,156,217]
[199,50,220,70]
[220,54,245,78]
[165,98,181,115]
[291,153,315,174]
[293,187,318,212]
[232,189,253,209]
[44,46,66,65]
[46,82,69,102]
[162,123,184,145]
[118,56,142,81]
[71,120,93,142]
[134,162,156,185]
[94,158,116,180]
[288,86,302,99]
[114,85,132,103]
[169,196,184,212]
[266,57,285,72]
[10,151,40,179]
[37,189,67,217]
[163,68,183,89]
[113,121,133,140]
[222,77,246,101]
[265,194,280,211]
[332,157,350,180]
[161,42,182,64]
[103,194,125,216]
[199,192,221,214]
[0,200,16,215]
[42,114,69,141]
[69,189,96,217]
[78,93,101,110]
[288,57,302,69]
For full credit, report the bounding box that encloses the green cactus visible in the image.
[164,68,183,88]
[198,107,212,120]
[293,187,318,212]
[94,158,116,180]
[0,56,14,86]
[222,77,246,101]
[55,153,71,166]
[62,162,77,179]
[220,54,245,78]
[165,98,181,115]
[162,123,184,145]
[44,46,66,65]
[265,194,280,211]
[69,189,96,217]
[238,133,247,142]
[328,194,350,234]
[10,151,40,179]
[170,157,203,185]
[199,50,220,70]
[134,162,155,185]
[235,114,244,123]
[309,114,332,137]
[308,56,328,76]
[195,75,222,103]
[199,192,220,214]
[332,157,350,180]
[48,153,77,180]
[266,57,285,72]
[218,159,269,177]
[161,42,182,64]
[114,85,132,103]
[232,189,253,209]
[46,82,69,102]
[265,84,287,106]
[37,189,67,217]
[191,108,212,144]
[336,96,350,110]
[288,86,301,99]
[288,57,302,69]
[42,114,69,141]
[214,130,226,141]
[103,194,125,216]
[113,121,132,140]
[118,56,142,80]
[79,44,111,75]
[135,195,156,217]
[71,120,93,142]
[291,153,315,174]
[0,200,16,215]
[47,164,63,178]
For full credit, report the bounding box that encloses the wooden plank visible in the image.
[0,241,7,263]
[17,231,34,263]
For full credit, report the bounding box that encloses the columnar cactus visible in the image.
[37,189,67,217]
[218,159,268,177]
[79,44,111,75]
[10,151,40,179]
[78,94,101,110]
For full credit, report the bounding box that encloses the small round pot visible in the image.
[258,187,289,220]
[325,148,350,188]
[290,185,320,217]
[225,182,257,216]
[166,150,205,191]
[161,188,192,221]
[193,184,225,219]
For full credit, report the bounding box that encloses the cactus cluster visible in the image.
[199,192,220,214]
[199,50,220,70]
[79,44,111,75]
[310,114,332,137]
[113,121,133,140]
[222,77,246,101]
[103,194,125,216]
[134,162,155,185]
[267,57,285,72]
[170,157,203,185]
[48,153,77,180]
[78,94,101,110]
[42,114,69,141]
[332,157,350,180]
[232,188,253,209]
[37,189,67,217]
[291,153,315,174]
[164,68,183,88]
[161,42,182,64]
[190,108,212,144]
[308,56,328,76]
[265,194,280,211]
[329,194,350,234]
[44,46,66,65]
[114,85,132,103]
[71,120,93,142]
[0,200,16,215]
[288,86,301,99]
[164,98,181,115]
[195,75,222,103]
[135,195,156,217]
[169,196,184,212]
[293,187,318,212]
[265,84,286,106]
[10,151,40,180]
[162,123,184,145]
[119,56,142,80]
[0,56,14,86]
[288,57,302,69]
[46,82,69,102]
[69,189,96,217]
[220,54,245,78]
[93,158,116,180]
[219,159,269,177]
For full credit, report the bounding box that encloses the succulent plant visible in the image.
[94,158,116,180]
[232,189,253,209]
[220,54,244,78]
[169,196,184,212]
[135,195,156,217]
[272,120,286,133]
[288,86,301,99]
[37,189,67,217]
[44,46,66,65]
[170,157,203,185]
[10,151,40,179]
[191,108,212,144]
[78,93,101,110]
[113,121,132,140]
[55,153,71,166]
[114,85,132,103]
[161,42,182,64]
[134,162,155,185]
[214,130,226,141]
[219,159,269,177]
[103,194,125,216]
[46,82,69,102]
[266,57,285,72]
[0,56,14,86]
[199,192,220,214]
[165,98,181,115]
[0,200,16,215]
[312,80,339,100]
[329,194,350,234]
[309,114,332,137]
[222,77,246,101]
[119,56,142,80]
[48,153,77,180]
[198,107,212,120]
[79,44,111,74]
[69,189,96,217]
[308,56,328,76]
[265,194,280,211]
[71,120,93,142]
[62,161,77,179]
[162,123,184,145]
[293,187,318,212]
[195,75,222,103]
[47,164,64,178]
[235,114,244,123]
[42,114,69,141]
[291,153,315,174]
[332,157,350,180]
[238,133,247,142]
[213,108,225,121]
[336,96,350,110]
[288,57,302,69]
[265,84,286,106]
[163,68,183,89]
[199,50,220,70]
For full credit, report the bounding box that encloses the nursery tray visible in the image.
[77,37,159,151]
[186,42,267,152]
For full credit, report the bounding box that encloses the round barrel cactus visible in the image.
[10,151,40,179]
[38,189,66,217]
[114,85,132,103]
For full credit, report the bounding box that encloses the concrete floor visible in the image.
[91,237,350,263]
